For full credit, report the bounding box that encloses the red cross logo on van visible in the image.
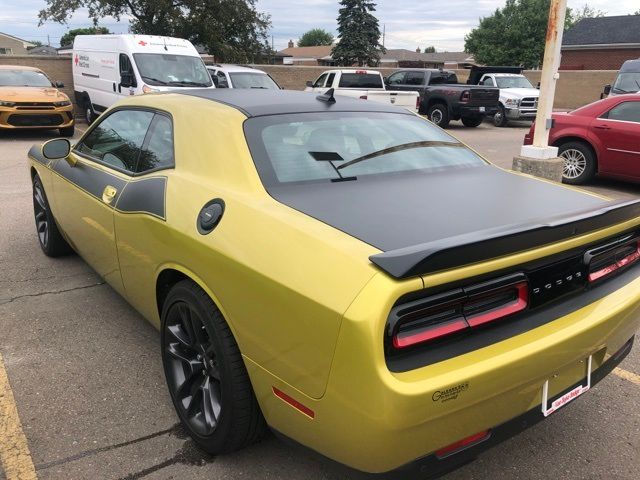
[138,40,147,46]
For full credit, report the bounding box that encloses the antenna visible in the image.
[316,88,336,103]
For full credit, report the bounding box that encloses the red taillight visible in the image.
[355,70,367,74]
[272,387,315,418]
[359,94,368,100]
[435,430,491,459]
[391,276,528,349]
[588,240,640,282]
[460,90,470,102]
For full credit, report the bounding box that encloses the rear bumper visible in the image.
[457,105,499,117]
[0,107,74,129]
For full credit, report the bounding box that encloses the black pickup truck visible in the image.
[384,69,500,128]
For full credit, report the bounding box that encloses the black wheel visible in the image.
[32,174,72,257]
[427,103,450,128]
[84,99,96,125]
[161,280,265,454]
[558,141,596,185]
[59,125,75,137]
[461,115,483,128]
[493,105,508,127]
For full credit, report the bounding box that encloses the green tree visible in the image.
[423,46,436,53]
[60,27,110,46]
[298,28,334,47]
[465,0,571,69]
[39,0,271,63]
[331,0,385,66]
[27,40,44,49]
[565,4,606,29]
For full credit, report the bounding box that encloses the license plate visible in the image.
[541,355,592,417]
[479,107,486,113]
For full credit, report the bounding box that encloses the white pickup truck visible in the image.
[305,69,419,112]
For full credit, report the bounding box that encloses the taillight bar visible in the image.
[587,240,640,283]
[460,90,470,103]
[466,282,528,327]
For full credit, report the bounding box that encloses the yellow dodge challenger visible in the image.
[28,89,640,476]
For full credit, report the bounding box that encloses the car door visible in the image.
[51,108,155,296]
[589,100,640,178]
[309,73,329,93]
[385,71,407,92]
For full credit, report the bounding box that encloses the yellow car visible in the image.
[28,89,640,476]
[0,65,74,136]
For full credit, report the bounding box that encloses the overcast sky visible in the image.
[1,0,639,50]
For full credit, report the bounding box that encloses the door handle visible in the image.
[102,185,118,204]
[594,124,611,130]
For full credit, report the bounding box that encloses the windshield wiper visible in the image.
[141,75,168,85]
[335,141,465,171]
[168,80,210,87]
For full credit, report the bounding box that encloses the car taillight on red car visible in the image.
[390,274,529,350]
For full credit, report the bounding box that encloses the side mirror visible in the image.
[211,75,219,87]
[54,81,64,88]
[603,84,612,96]
[306,80,313,88]
[42,138,71,160]
[383,76,388,84]
[536,82,541,89]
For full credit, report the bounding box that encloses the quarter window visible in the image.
[602,101,640,124]
[77,110,154,172]
[137,114,175,172]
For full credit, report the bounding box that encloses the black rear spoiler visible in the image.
[370,200,640,279]
[467,66,524,85]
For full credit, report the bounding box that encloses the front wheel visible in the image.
[461,115,483,128]
[493,106,508,127]
[558,141,596,185]
[161,280,265,455]
[427,104,450,128]
[32,174,72,257]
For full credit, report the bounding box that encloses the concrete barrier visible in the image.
[0,56,618,111]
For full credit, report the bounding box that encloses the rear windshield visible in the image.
[0,69,52,87]
[244,112,486,186]
[338,73,383,89]
[229,72,280,90]
[133,53,212,87]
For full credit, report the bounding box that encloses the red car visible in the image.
[524,94,640,184]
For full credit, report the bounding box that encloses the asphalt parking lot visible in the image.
[1,122,640,480]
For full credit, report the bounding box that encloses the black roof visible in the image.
[174,89,412,117]
[563,15,640,46]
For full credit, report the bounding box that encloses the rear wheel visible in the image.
[461,116,483,128]
[427,103,450,128]
[32,174,72,257]
[84,97,96,125]
[161,280,265,454]
[558,141,596,185]
[493,106,508,127]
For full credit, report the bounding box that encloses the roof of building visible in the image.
[171,89,412,117]
[380,49,474,64]
[0,65,41,71]
[0,32,35,47]
[27,45,59,55]
[563,15,640,46]
[277,45,333,58]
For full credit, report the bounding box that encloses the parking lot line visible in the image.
[0,353,37,480]
[613,367,640,386]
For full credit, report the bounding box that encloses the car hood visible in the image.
[501,88,539,99]
[0,86,69,102]
[267,166,624,275]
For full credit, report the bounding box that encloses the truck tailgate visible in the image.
[364,91,419,112]
[470,88,500,105]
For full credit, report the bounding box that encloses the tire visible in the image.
[558,141,596,185]
[32,174,72,257]
[59,125,75,137]
[461,116,483,128]
[493,105,508,127]
[161,280,265,455]
[427,103,450,128]
[84,98,96,125]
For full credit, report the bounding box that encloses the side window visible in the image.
[216,70,229,88]
[77,110,154,172]
[137,114,175,173]
[325,72,336,87]
[481,77,495,86]
[405,72,425,86]
[313,73,328,88]
[601,101,640,123]
[119,54,137,88]
[387,72,406,85]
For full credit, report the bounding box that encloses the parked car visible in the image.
[305,69,419,112]
[206,64,281,89]
[28,89,640,477]
[0,65,74,136]
[73,34,213,124]
[467,66,539,127]
[384,68,499,128]
[524,94,640,184]
[602,59,640,98]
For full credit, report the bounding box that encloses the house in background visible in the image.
[561,15,640,70]
[27,45,59,56]
[0,32,35,55]
[277,43,334,66]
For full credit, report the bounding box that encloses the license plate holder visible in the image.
[541,355,592,417]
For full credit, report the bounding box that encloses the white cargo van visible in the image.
[73,34,213,124]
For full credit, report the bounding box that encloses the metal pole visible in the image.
[531,0,567,148]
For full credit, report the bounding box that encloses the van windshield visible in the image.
[0,69,52,87]
[133,54,212,87]
[612,73,640,94]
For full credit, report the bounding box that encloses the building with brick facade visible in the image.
[0,32,35,56]
[561,15,640,70]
